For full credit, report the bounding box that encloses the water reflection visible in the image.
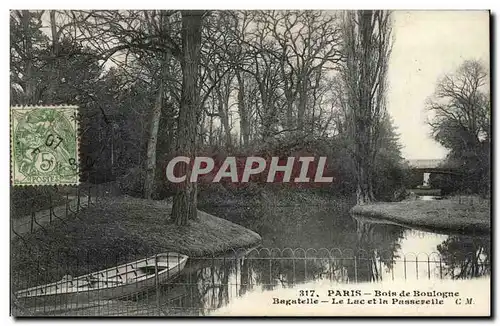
[25,202,489,316]
[139,217,490,315]
[437,236,490,279]
[354,219,405,282]
[353,217,490,281]
[28,220,489,316]
[150,254,340,315]
[134,219,490,316]
[418,195,442,200]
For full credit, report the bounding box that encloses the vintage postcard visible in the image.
[9,10,491,317]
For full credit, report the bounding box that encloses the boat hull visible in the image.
[14,252,188,310]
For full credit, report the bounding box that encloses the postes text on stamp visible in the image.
[11,105,79,186]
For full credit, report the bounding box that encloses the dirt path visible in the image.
[11,194,96,238]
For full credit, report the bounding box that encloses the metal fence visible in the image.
[11,245,490,317]
[11,180,120,240]
[10,181,491,317]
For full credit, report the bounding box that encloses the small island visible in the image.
[351,196,490,236]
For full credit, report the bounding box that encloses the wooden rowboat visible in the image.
[15,253,188,303]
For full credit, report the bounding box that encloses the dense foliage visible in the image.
[11,10,409,221]
[427,60,490,196]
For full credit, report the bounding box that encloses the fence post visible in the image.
[427,257,431,280]
[354,256,358,283]
[154,254,160,316]
[304,254,308,282]
[49,195,53,224]
[94,184,99,205]
[29,199,35,234]
[88,185,91,207]
[403,256,407,280]
[234,253,238,297]
[76,188,80,213]
[30,212,34,234]
[415,258,419,280]
[268,257,272,286]
[65,194,69,219]
[35,256,41,314]
[379,259,383,282]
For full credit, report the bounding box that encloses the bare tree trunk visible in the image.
[355,158,375,204]
[171,10,204,225]
[310,70,323,135]
[48,10,59,103]
[258,88,275,142]
[209,107,214,146]
[236,71,250,146]
[21,11,35,104]
[164,99,176,153]
[199,109,206,145]
[217,89,232,149]
[143,79,164,199]
[297,77,308,132]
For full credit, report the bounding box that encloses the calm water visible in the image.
[19,199,490,316]
[127,202,490,316]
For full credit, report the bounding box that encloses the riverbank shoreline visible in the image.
[11,196,261,288]
[350,197,490,236]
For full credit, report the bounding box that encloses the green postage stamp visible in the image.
[10,105,79,186]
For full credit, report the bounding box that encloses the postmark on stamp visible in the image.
[11,105,79,186]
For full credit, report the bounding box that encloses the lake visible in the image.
[17,197,490,316]
[98,199,490,316]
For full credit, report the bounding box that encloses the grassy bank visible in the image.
[11,187,67,219]
[351,196,490,235]
[11,196,261,289]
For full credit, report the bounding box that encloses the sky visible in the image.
[387,10,490,160]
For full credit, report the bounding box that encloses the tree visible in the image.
[427,59,490,194]
[10,10,48,105]
[223,10,258,147]
[262,11,342,133]
[10,10,408,208]
[372,116,407,201]
[170,11,205,225]
[340,10,393,204]
[68,10,185,197]
[428,60,490,147]
[142,13,176,199]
